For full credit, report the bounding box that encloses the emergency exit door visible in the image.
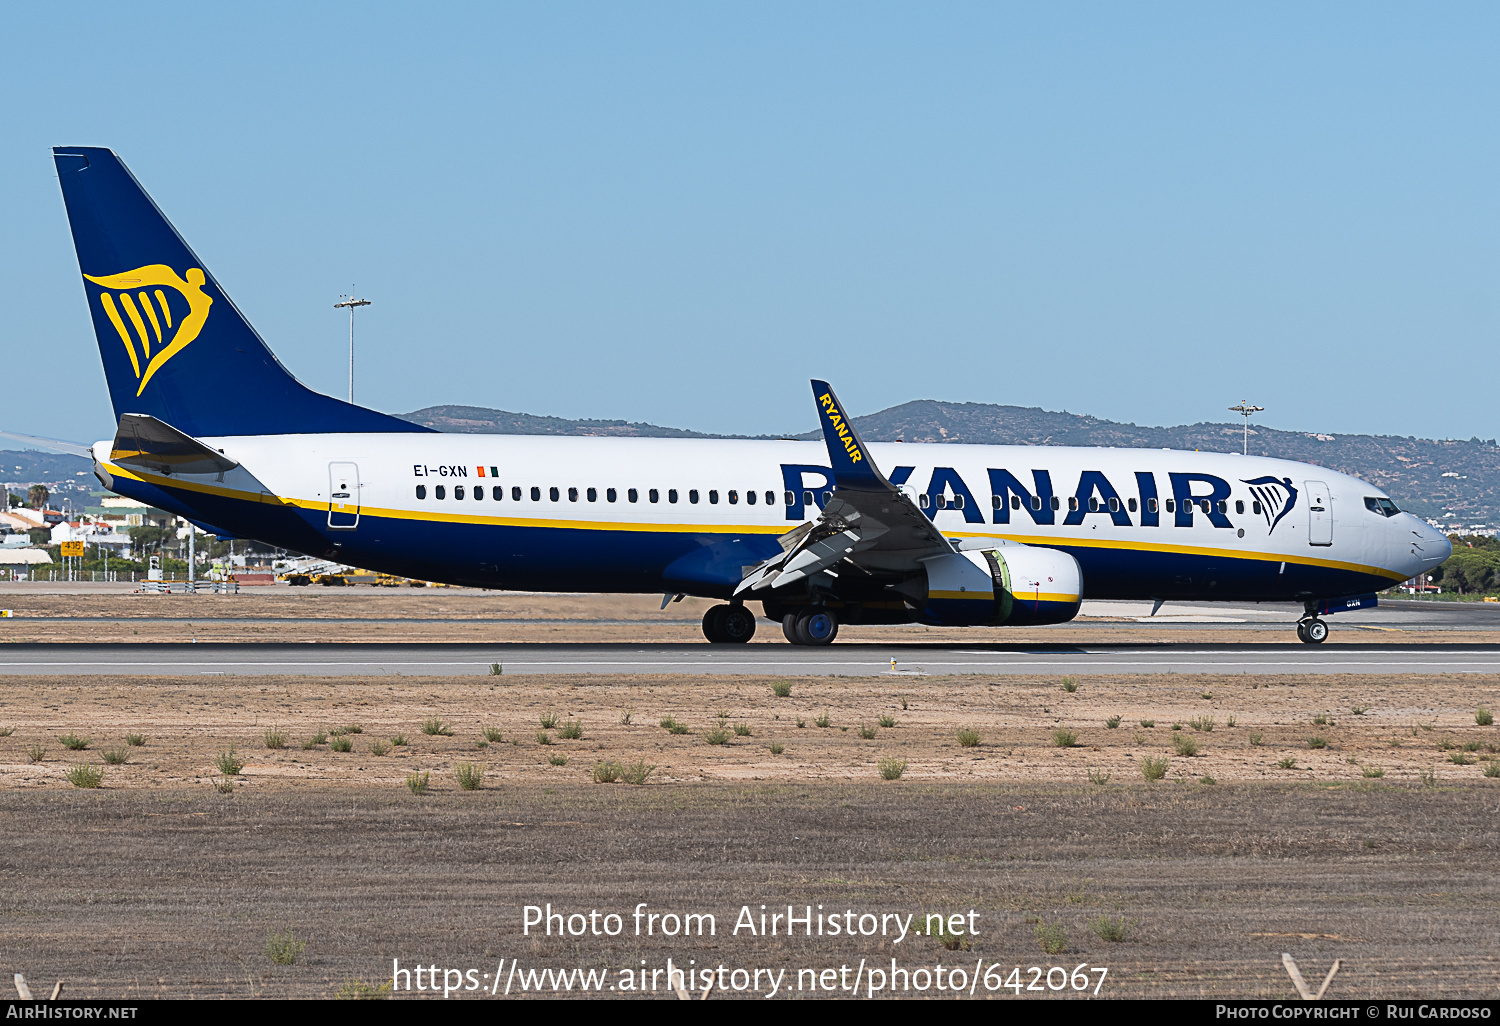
[328,462,360,529]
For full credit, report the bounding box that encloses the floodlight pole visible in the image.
[1228,401,1264,455]
[334,289,371,403]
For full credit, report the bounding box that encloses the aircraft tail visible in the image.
[53,147,429,437]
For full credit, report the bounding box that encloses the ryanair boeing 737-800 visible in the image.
[52,147,1450,646]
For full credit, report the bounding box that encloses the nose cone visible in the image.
[1406,516,1451,569]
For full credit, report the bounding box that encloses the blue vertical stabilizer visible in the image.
[54,146,430,437]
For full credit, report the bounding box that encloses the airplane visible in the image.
[51,146,1452,646]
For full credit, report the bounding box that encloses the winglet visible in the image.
[810,380,889,491]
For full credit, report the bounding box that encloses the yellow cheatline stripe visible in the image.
[98,294,140,377]
[154,289,173,328]
[931,590,1077,603]
[95,462,1412,580]
[952,528,1407,581]
[138,291,163,343]
[118,291,152,358]
[102,462,789,533]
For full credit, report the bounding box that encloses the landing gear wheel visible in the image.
[702,605,727,643]
[703,604,755,644]
[1296,621,1308,644]
[1302,618,1328,644]
[795,608,839,646]
[720,605,756,643]
[782,613,801,644]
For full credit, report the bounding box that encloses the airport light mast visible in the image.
[1228,400,1264,455]
[334,289,371,403]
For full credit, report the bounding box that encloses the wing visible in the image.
[735,379,959,595]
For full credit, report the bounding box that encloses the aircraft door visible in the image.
[1306,480,1331,546]
[328,462,361,529]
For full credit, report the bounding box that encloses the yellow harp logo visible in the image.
[83,265,213,396]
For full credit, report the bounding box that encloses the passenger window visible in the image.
[765,491,775,505]
[435,485,446,500]
[1069,497,1079,512]
[709,490,719,504]
[785,491,795,506]
[649,489,659,503]
[746,490,756,505]
[1050,496,1061,511]
[607,488,617,502]
[415,485,426,500]
[1165,498,1175,513]
[1088,497,1099,512]
[954,494,964,509]
[1032,495,1042,511]
[550,487,560,502]
[690,490,700,504]
[493,486,503,500]
[669,489,678,503]
[935,495,947,509]
[991,495,1001,509]
[587,487,597,502]
[1202,499,1213,514]
[474,486,483,501]
[455,485,465,500]
[1012,495,1021,510]
[1147,498,1158,513]
[822,491,832,504]
[919,494,930,508]
[1253,501,1262,515]
[531,487,541,501]
[728,490,738,504]
[1127,498,1137,513]
[1107,497,1119,513]
[1235,500,1244,514]
[568,487,578,502]
[628,488,638,503]
[803,490,813,506]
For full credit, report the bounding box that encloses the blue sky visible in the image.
[2,2,1496,444]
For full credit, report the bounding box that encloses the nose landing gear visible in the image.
[1296,617,1329,644]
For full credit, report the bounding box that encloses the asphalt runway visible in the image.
[0,639,1496,676]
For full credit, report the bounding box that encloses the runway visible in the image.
[1,640,1496,676]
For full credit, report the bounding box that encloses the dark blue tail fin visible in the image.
[53,147,429,437]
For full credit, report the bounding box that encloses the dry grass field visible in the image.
[1,670,1499,1000]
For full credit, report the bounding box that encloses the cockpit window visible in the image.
[1364,496,1400,517]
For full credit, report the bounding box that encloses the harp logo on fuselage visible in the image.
[83,265,214,396]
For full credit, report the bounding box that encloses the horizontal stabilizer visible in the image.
[110,414,239,477]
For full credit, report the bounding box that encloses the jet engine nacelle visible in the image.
[920,544,1082,627]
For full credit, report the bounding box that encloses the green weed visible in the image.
[769,742,785,755]
[558,720,584,740]
[1104,715,1121,729]
[1477,708,1494,726]
[406,770,429,795]
[26,745,45,763]
[421,717,452,736]
[592,760,622,783]
[263,726,288,750]
[1033,921,1068,955]
[734,722,753,737]
[1307,736,1328,749]
[368,739,391,756]
[878,714,897,728]
[266,929,306,966]
[1483,762,1500,778]
[1277,757,1298,770]
[620,759,656,785]
[1361,764,1386,778]
[101,747,129,765]
[488,662,502,676]
[1248,731,1265,746]
[704,726,732,745]
[538,710,559,729]
[957,728,982,748]
[1087,766,1111,785]
[1190,715,1215,732]
[482,726,503,742]
[125,733,146,746]
[1140,756,1168,781]
[215,746,244,774]
[58,733,89,751]
[535,731,552,745]
[1449,751,1474,765]
[455,762,485,790]
[547,754,567,766]
[1139,719,1155,728]
[857,723,876,740]
[65,763,103,788]
[1172,733,1201,757]
[1088,915,1131,942]
[335,979,392,1000]
[1060,678,1078,693]
[878,757,907,780]
[771,681,792,698]
[1052,728,1079,748]
[329,735,353,753]
[815,710,832,728]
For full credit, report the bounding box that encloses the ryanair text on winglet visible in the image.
[818,393,863,465]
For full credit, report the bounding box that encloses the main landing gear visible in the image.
[782,608,838,646]
[1296,618,1329,645]
[702,604,757,644]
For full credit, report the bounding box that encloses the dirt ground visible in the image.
[1,672,1499,1000]
[0,587,1489,644]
